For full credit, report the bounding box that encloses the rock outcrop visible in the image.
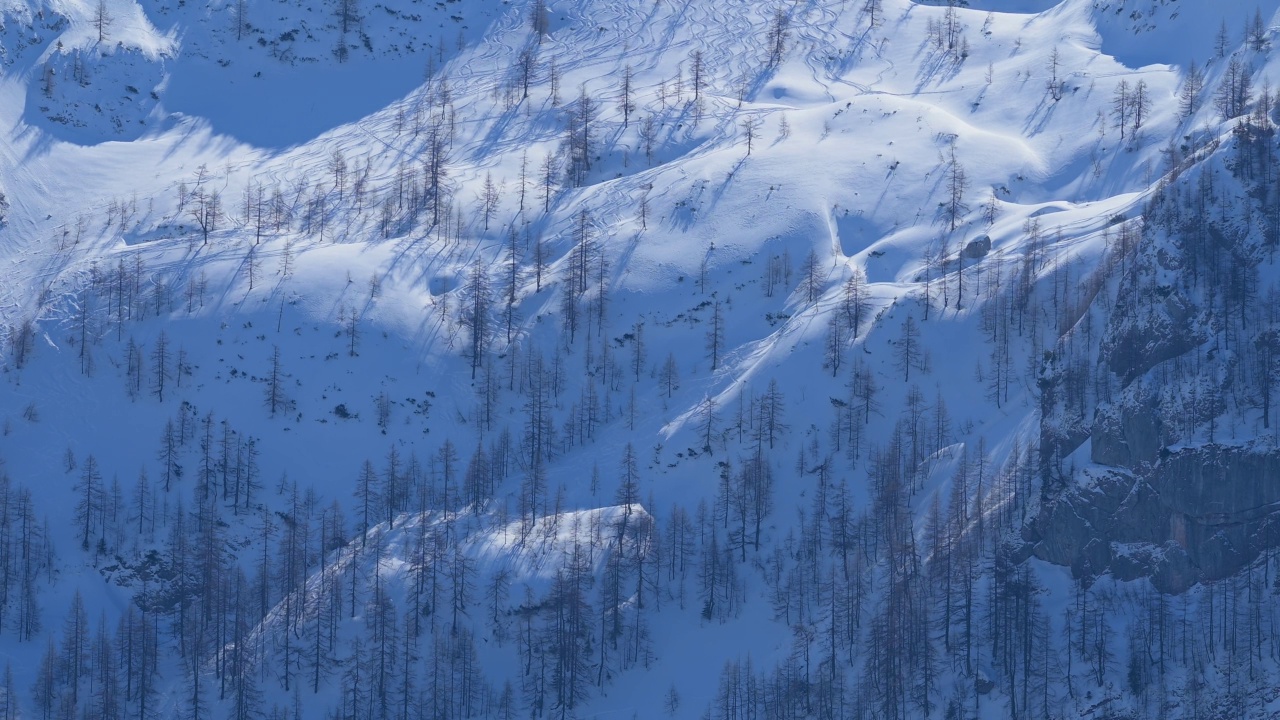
[1030,444,1280,593]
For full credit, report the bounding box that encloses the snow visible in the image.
[2,0,1280,716]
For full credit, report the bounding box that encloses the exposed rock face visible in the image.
[1030,445,1280,593]
[1025,208,1272,593]
[1089,382,1164,468]
[1158,446,1280,522]
[1102,289,1201,385]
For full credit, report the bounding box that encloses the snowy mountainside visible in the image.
[0,0,504,144]
[3,0,1280,718]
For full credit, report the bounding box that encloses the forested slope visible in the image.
[1,0,1280,718]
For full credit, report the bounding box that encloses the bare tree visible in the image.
[1046,46,1064,101]
[1112,79,1130,139]
[93,0,112,43]
[9,317,34,369]
[566,86,598,187]
[244,246,261,290]
[944,146,969,233]
[825,312,846,377]
[531,0,549,41]
[234,0,248,41]
[339,0,359,35]
[638,187,651,229]
[151,331,170,402]
[548,57,561,106]
[264,345,291,417]
[353,460,380,546]
[639,115,658,166]
[697,396,718,454]
[799,249,823,302]
[619,65,634,128]
[480,171,500,231]
[346,306,360,357]
[540,153,557,213]
[1215,56,1253,120]
[75,455,103,550]
[895,314,920,381]
[983,188,1000,226]
[463,259,492,378]
[329,149,348,199]
[1180,59,1205,118]
[1249,8,1268,52]
[706,299,725,371]
[514,49,536,104]
[690,50,706,120]
[1215,18,1230,58]
[863,0,881,26]
[943,1,962,53]
[660,353,680,398]
[1131,79,1149,133]
[842,269,870,338]
[741,116,761,156]
[188,169,220,244]
[766,10,790,66]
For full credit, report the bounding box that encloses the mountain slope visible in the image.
[3,0,1280,718]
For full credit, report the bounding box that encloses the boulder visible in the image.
[963,235,991,259]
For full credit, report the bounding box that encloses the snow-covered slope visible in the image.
[3,0,1280,717]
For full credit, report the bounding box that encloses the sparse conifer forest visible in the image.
[2,0,1280,718]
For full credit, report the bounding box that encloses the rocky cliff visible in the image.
[1031,135,1280,592]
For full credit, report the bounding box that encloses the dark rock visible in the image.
[1110,480,1167,545]
[1194,528,1247,583]
[1090,406,1129,467]
[1110,547,1154,582]
[1032,495,1094,567]
[963,235,991,259]
[1151,544,1199,594]
[1156,445,1280,524]
[1007,542,1037,564]
[1034,445,1280,592]
[1072,537,1113,579]
[1103,289,1200,385]
[1041,420,1089,474]
[1090,385,1163,468]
